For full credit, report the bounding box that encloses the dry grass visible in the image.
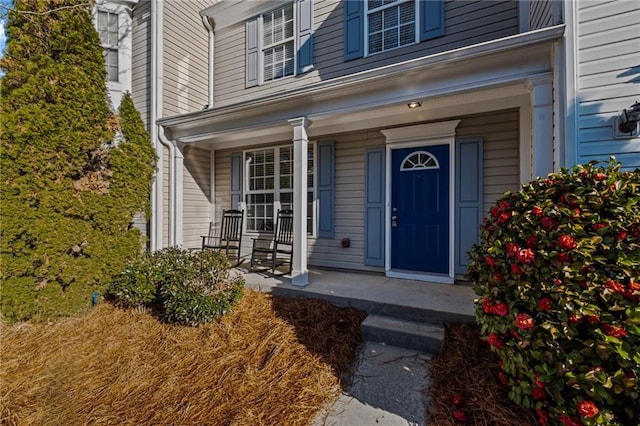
[1,290,365,426]
[428,324,537,426]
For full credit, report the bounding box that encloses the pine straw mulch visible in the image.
[428,323,537,426]
[0,290,366,426]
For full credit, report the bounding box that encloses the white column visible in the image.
[175,142,185,246]
[288,117,311,286]
[526,73,554,178]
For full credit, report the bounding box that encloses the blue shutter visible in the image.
[365,148,385,267]
[297,0,314,74]
[343,0,364,61]
[455,138,483,275]
[419,0,445,42]
[246,17,259,88]
[231,153,243,209]
[317,141,335,238]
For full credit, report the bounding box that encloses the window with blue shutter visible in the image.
[344,0,444,61]
[245,1,314,87]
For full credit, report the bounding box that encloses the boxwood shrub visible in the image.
[468,160,639,426]
[107,248,244,325]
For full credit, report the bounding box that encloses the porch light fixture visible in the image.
[617,101,640,135]
[407,101,422,109]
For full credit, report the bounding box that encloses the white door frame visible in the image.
[381,120,460,284]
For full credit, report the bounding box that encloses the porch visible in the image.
[236,266,477,352]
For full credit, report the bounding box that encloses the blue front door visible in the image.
[391,145,449,273]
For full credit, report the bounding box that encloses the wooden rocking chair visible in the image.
[201,209,244,265]
[250,209,293,274]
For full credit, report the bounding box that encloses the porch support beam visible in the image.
[289,117,311,286]
[526,73,554,179]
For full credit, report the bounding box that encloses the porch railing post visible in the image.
[288,117,311,286]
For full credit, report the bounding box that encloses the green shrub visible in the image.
[107,248,245,326]
[468,160,639,426]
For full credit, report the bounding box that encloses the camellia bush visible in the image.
[107,248,245,326]
[468,160,639,426]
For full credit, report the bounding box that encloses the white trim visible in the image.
[525,73,554,178]
[519,105,532,183]
[382,120,460,284]
[563,0,578,167]
[210,149,216,227]
[289,117,311,286]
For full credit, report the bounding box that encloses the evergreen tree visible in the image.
[0,0,157,322]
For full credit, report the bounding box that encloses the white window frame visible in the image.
[243,142,317,236]
[96,9,120,82]
[364,0,419,57]
[257,2,299,84]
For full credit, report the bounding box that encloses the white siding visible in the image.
[214,0,518,107]
[574,1,640,169]
[183,147,211,249]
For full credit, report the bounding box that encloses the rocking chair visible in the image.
[250,209,293,274]
[201,209,244,265]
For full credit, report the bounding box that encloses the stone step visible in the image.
[361,315,445,354]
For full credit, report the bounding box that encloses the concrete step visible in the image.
[361,315,445,354]
[269,285,476,326]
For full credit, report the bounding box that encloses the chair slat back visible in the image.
[220,209,244,242]
[274,209,294,245]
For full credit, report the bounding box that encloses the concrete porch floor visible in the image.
[234,265,477,323]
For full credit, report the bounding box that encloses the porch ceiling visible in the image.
[158,25,564,150]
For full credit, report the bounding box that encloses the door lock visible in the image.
[391,215,398,228]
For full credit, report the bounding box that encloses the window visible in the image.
[400,151,439,170]
[367,0,416,55]
[244,144,315,234]
[262,3,295,81]
[97,10,119,82]
[246,0,313,87]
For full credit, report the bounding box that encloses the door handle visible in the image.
[391,215,398,228]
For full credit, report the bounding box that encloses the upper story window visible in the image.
[344,0,444,61]
[97,10,119,82]
[367,0,416,55]
[262,4,295,81]
[246,0,314,88]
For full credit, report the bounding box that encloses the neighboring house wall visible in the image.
[208,109,518,269]
[529,0,554,30]
[572,1,640,169]
[131,0,152,128]
[163,1,211,117]
[213,0,519,108]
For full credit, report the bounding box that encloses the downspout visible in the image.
[202,16,215,108]
[152,0,176,247]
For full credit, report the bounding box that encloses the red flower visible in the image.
[569,313,583,324]
[554,278,563,286]
[515,313,534,330]
[558,235,577,251]
[484,256,496,267]
[560,415,583,426]
[482,298,493,313]
[536,409,549,426]
[452,394,464,406]
[499,200,510,210]
[532,387,547,400]
[587,315,600,325]
[492,303,509,317]
[558,252,571,262]
[592,222,608,231]
[604,280,625,293]
[531,206,543,217]
[506,242,520,257]
[487,333,504,348]
[511,263,524,275]
[534,374,545,389]
[603,324,628,338]
[629,281,640,291]
[577,400,599,418]
[572,208,581,218]
[490,206,500,218]
[593,172,607,181]
[541,216,557,230]
[538,297,552,311]
[517,248,535,264]
[492,272,505,283]
[526,235,537,248]
[498,211,512,223]
[453,410,468,423]
[618,231,627,240]
[498,371,509,385]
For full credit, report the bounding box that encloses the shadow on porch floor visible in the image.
[233,264,477,324]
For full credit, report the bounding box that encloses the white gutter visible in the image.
[152,0,177,248]
[202,16,215,108]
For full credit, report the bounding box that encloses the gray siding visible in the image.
[529,0,553,30]
[183,147,211,249]
[132,0,152,128]
[214,0,519,107]
[575,1,640,169]
[163,1,210,117]
[208,110,519,271]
